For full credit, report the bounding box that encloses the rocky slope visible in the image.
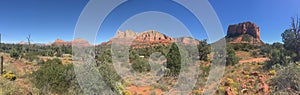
[226,22,263,44]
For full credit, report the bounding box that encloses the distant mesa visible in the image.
[101,30,200,48]
[18,41,27,45]
[226,21,263,44]
[52,38,91,46]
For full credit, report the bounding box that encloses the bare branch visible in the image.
[27,34,31,46]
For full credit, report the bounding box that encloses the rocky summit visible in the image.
[226,22,263,44]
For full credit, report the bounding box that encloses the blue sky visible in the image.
[0,0,300,44]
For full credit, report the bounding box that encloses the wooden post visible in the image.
[0,56,3,75]
[0,33,2,75]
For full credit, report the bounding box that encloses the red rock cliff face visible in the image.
[227,22,263,44]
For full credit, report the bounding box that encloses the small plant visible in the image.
[218,86,225,93]
[245,75,251,79]
[251,51,259,58]
[269,69,276,75]
[3,71,16,81]
[192,90,202,95]
[124,81,132,87]
[116,82,132,95]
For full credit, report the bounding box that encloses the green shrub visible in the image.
[251,51,259,58]
[23,52,39,62]
[271,64,300,94]
[132,58,150,73]
[263,49,293,69]
[226,46,239,66]
[10,49,20,59]
[242,34,252,42]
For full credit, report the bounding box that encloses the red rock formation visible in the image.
[104,30,174,47]
[52,39,69,46]
[52,38,90,46]
[175,37,200,45]
[227,22,263,44]
[71,38,91,46]
[18,41,26,45]
[102,30,200,48]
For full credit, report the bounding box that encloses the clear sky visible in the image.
[0,0,300,44]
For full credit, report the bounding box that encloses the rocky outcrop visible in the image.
[226,22,263,44]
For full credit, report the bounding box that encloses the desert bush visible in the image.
[226,46,239,66]
[9,48,20,59]
[31,59,82,94]
[259,44,272,57]
[263,49,294,69]
[131,58,150,73]
[231,43,257,52]
[251,51,259,58]
[23,52,39,62]
[242,34,252,42]
[197,40,211,61]
[271,63,300,94]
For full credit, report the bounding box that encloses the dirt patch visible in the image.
[127,85,163,95]
[239,58,269,63]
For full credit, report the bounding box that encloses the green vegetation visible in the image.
[131,57,150,73]
[281,18,300,62]
[197,40,211,61]
[31,59,82,94]
[1,44,72,60]
[264,17,300,69]
[271,64,300,94]
[231,43,259,52]
[9,48,20,59]
[166,43,181,75]
[226,45,239,66]
[241,34,252,42]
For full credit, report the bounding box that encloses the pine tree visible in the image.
[166,43,181,75]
